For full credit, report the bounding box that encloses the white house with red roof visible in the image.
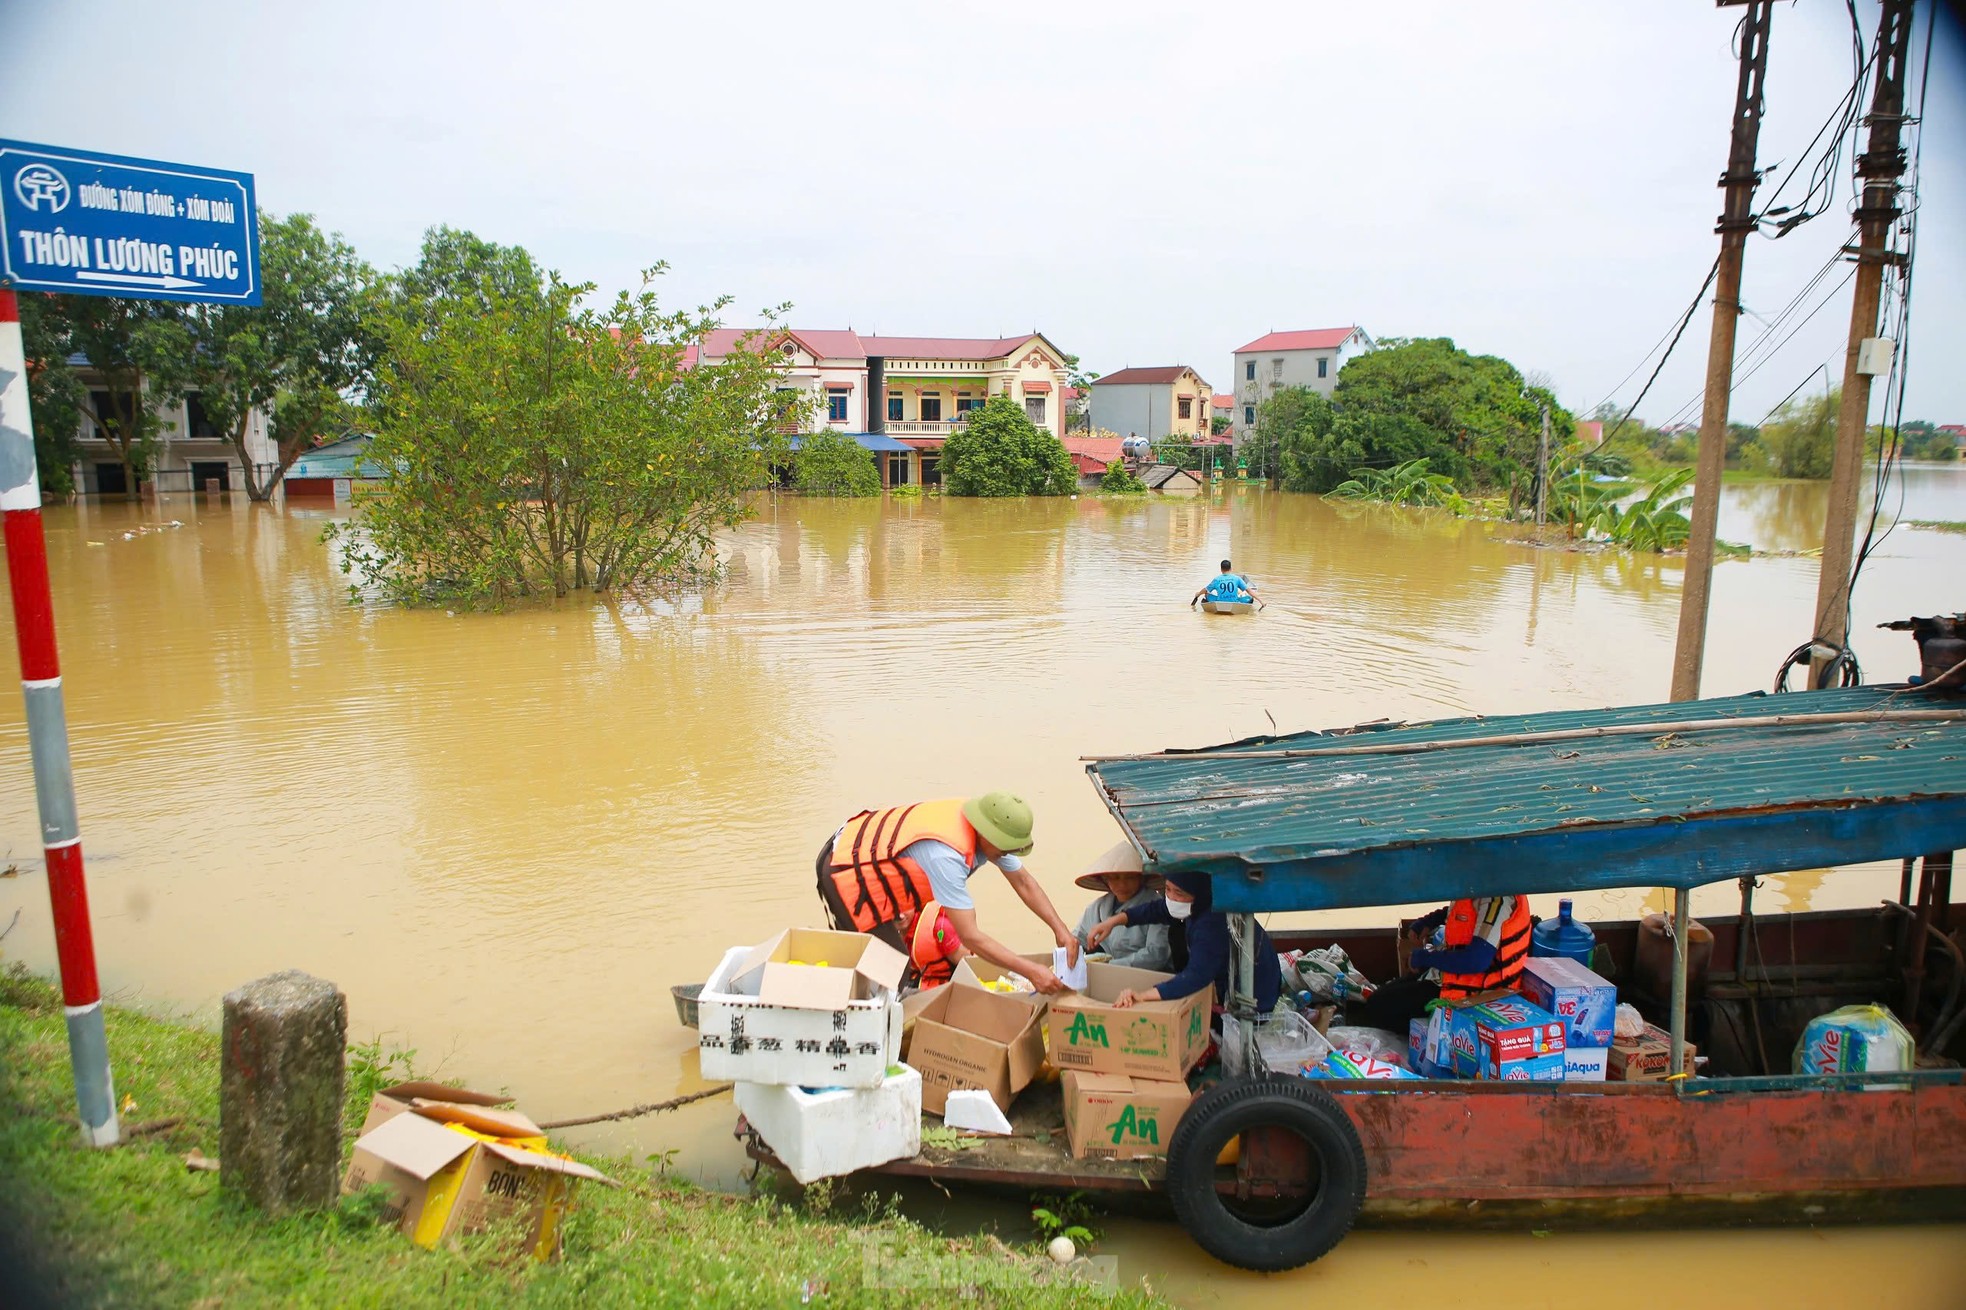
[1229,326,1373,437]
[1088,366,1215,443]
[696,327,1072,487]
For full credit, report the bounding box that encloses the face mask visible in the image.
[1165,897,1193,920]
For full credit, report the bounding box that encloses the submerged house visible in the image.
[282,434,386,498]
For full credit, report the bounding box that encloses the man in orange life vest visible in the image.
[816,793,1079,994]
[897,900,966,988]
[1352,894,1532,1034]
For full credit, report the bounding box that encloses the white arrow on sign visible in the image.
[73,271,205,290]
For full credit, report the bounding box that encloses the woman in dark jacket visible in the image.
[1085,869,1281,1013]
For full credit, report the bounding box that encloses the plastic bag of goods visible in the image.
[1324,1026,1408,1067]
[1254,1008,1334,1075]
[1793,1004,1914,1078]
[1614,1002,1646,1041]
[1304,1050,1419,1080]
[1295,947,1375,1004]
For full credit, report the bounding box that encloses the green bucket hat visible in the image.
[964,791,1035,854]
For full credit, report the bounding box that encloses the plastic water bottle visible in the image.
[1531,898,1597,966]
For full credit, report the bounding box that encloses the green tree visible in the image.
[332,242,797,605]
[1099,459,1145,493]
[181,212,378,501]
[1761,388,1838,479]
[23,296,190,499]
[941,395,1076,497]
[15,293,86,497]
[794,429,880,496]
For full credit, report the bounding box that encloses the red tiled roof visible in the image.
[1062,385,1084,401]
[1092,366,1197,387]
[1576,419,1604,448]
[1063,437,1125,462]
[699,327,868,360]
[1211,393,1235,410]
[1232,327,1359,354]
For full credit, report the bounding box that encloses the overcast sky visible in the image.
[4,1,1962,424]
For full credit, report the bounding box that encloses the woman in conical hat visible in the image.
[1070,841,1172,972]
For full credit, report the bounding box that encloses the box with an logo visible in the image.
[1423,989,1513,1077]
[1062,1070,1194,1161]
[1045,962,1212,1081]
[1608,1022,1697,1081]
[1517,956,1618,1048]
[1470,996,1566,1080]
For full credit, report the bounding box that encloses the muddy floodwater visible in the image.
[3,468,1963,1307]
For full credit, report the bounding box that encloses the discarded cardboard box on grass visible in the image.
[340,1099,611,1262]
[1046,963,1212,1081]
[698,928,907,1089]
[905,979,1047,1116]
[357,1080,516,1137]
[1609,1022,1698,1082]
[1062,1070,1194,1161]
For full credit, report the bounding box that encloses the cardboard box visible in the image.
[358,1080,515,1137]
[906,980,1047,1116]
[951,956,1047,1007]
[1562,1046,1609,1082]
[341,1106,610,1261]
[1421,989,1515,1078]
[1469,996,1566,1081]
[1062,1070,1194,1161]
[1518,957,1619,1049]
[1046,962,1212,1081]
[1608,1023,1697,1081]
[734,1064,922,1184]
[698,930,907,1089]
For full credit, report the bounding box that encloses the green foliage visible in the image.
[15,293,84,496]
[1030,1191,1102,1251]
[793,429,880,496]
[887,482,925,499]
[20,294,191,497]
[1878,421,1959,463]
[1255,387,1332,491]
[941,395,1077,497]
[1099,459,1146,493]
[181,212,378,500]
[329,234,796,605]
[344,1035,418,1137]
[1548,466,1695,552]
[1326,458,1468,512]
[1761,388,1838,479]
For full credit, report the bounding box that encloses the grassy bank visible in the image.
[0,968,1160,1308]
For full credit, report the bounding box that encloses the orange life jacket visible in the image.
[824,800,977,936]
[908,899,962,987]
[1436,896,1532,999]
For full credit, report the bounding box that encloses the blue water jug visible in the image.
[1531,898,1596,966]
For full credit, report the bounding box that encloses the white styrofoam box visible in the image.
[734,1064,922,1184]
[699,945,904,1088]
[1563,1046,1609,1082]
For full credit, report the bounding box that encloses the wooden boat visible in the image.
[740,686,1966,1270]
[1199,598,1254,615]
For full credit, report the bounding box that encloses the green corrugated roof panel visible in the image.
[1086,686,1966,912]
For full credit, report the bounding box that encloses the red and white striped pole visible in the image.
[0,288,118,1147]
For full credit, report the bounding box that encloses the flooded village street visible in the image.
[1,468,1962,1305]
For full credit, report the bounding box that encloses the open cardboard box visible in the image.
[340,1101,611,1261]
[1046,962,1212,1081]
[1062,1070,1195,1161]
[905,980,1047,1116]
[358,1080,516,1137]
[699,928,907,1089]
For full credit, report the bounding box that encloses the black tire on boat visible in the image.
[1164,1074,1367,1271]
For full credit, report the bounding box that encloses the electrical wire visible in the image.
[1599,258,1720,445]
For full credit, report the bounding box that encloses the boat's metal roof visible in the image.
[1085,686,1966,913]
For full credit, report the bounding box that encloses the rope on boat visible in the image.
[536,1083,733,1130]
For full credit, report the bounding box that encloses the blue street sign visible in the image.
[0,139,259,305]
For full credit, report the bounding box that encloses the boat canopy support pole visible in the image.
[1227,911,1258,1077]
[1670,888,1691,1078]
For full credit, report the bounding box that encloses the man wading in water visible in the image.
[816,792,1080,993]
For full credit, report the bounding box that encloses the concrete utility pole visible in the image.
[1534,404,1551,526]
[1812,0,1917,678]
[1669,0,1773,704]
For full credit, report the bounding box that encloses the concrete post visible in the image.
[220,970,348,1214]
